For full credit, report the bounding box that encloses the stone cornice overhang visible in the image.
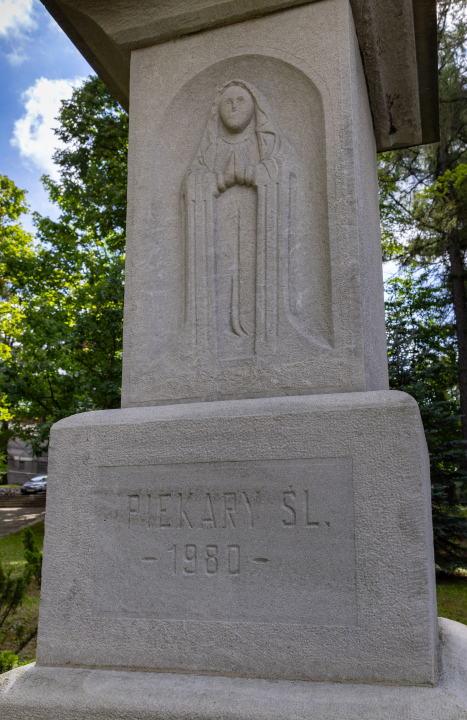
[39,0,439,151]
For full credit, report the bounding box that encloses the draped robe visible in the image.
[182,80,314,361]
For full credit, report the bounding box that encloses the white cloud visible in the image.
[0,0,35,37]
[11,77,84,178]
[6,47,27,65]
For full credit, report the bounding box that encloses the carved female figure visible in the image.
[182,80,318,360]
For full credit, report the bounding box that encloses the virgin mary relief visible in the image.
[182,80,328,362]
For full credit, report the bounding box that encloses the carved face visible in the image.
[219,86,254,134]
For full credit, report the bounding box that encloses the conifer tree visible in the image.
[379,0,467,453]
[385,267,467,567]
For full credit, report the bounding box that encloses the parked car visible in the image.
[21,475,47,494]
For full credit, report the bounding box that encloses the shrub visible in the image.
[0,650,18,673]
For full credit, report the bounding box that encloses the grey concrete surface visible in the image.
[37,391,436,685]
[38,0,438,151]
[1,618,466,720]
[0,508,45,540]
[122,0,389,408]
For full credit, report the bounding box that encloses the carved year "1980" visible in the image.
[167,544,240,575]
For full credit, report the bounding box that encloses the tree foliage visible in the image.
[0,527,44,671]
[380,0,467,566]
[0,77,128,456]
[0,650,19,674]
[386,267,467,568]
[379,0,467,453]
[22,527,42,587]
[0,561,30,631]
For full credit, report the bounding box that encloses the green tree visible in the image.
[379,0,467,452]
[0,77,128,455]
[386,266,467,568]
[0,175,35,476]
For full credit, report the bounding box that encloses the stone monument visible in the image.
[2,0,467,718]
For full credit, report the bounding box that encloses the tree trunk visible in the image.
[14,626,38,655]
[448,231,467,468]
[0,419,10,485]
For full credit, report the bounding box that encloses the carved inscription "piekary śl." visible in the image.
[128,489,330,530]
[95,458,357,626]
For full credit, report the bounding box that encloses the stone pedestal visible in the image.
[36,393,436,684]
[2,391,459,719]
[2,619,467,720]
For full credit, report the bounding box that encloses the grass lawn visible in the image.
[1,522,467,667]
[436,571,467,624]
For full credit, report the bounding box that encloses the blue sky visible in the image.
[0,0,92,232]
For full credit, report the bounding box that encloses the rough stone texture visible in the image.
[121,0,389,408]
[36,391,436,685]
[2,619,467,720]
[38,0,438,151]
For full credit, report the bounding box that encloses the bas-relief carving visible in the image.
[182,79,329,361]
[135,56,333,400]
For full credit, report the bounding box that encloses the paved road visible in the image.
[0,507,46,539]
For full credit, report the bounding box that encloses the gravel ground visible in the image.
[0,507,45,539]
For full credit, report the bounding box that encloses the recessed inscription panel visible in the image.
[95,458,356,626]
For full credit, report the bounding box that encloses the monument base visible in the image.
[35,391,437,684]
[0,619,465,719]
